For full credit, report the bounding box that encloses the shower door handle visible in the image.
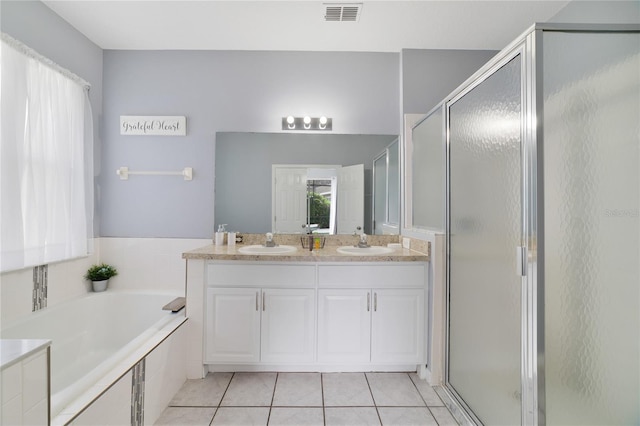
[516,246,527,277]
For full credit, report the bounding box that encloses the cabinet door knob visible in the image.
[256,291,259,311]
[374,292,377,312]
[367,292,370,312]
[263,292,266,311]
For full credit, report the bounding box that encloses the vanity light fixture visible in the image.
[281,116,333,131]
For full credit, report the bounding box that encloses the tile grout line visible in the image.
[209,372,235,426]
[218,405,325,408]
[266,372,279,425]
[406,372,457,426]
[363,372,384,426]
[320,373,326,426]
[407,372,431,409]
[407,371,443,425]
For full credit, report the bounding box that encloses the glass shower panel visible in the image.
[448,55,522,425]
[543,31,640,425]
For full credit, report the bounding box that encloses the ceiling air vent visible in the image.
[324,3,362,22]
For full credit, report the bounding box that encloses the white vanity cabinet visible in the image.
[317,264,425,365]
[205,263,316,364]
[260,288,315,363]
[317,288,424,364]
[370,289,424,363]
[317,289,372,363]
[205,287,261,363]
[204,261,426,370]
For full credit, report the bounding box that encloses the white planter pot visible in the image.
[92,279,109,292]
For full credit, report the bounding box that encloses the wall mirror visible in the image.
[215,132,399,234]
[408,105,445,231]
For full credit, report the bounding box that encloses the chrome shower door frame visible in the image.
[444,23,640,426]
[443,27,539,426]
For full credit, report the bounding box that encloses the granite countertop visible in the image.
[182,234,429,262]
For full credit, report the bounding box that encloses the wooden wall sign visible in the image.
[120,116,186,136]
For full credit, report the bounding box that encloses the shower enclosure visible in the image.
[442,24,639,425]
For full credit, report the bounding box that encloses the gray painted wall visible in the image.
[549,0,639,24]
[13,0,630,239]
[1,0,104,235]
[101,50,400,238]
[401,49,498,114]
[215,133,397,234]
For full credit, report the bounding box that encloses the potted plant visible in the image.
[84,263,118,292]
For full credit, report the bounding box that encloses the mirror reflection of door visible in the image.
[272,167,307,233]
[336,164,364,235]
[273,164,363,234]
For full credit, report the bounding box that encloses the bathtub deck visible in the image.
[52,315,187,426]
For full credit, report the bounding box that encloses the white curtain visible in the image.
[1,36,93,272]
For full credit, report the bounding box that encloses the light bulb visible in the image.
[286,116,295,124]
[319,116,327,125]
[303,116,311,129]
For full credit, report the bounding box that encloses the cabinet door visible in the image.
[317,289,371,363]
[205,288,260,363]
[371,289,424,364]
[261,288,315,363]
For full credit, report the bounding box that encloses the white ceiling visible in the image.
[42,0,571,52]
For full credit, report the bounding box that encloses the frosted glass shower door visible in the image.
[447,53,523,425]
[542,31,640,425]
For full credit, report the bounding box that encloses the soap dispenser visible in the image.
[215,224,227,246]
[228,230,236,247]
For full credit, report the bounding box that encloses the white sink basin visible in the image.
[237,245,298,255]
[336,245,395,256]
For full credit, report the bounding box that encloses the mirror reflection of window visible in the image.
[306,168,338,234]
[306,179,334,234]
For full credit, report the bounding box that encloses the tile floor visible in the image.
[155,372,459,425]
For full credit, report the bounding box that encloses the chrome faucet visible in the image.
[357,233,370,248]
[264,232,276,247]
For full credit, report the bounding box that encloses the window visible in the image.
[1,35,93,272]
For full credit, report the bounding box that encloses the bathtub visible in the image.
[0,291,187,424]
